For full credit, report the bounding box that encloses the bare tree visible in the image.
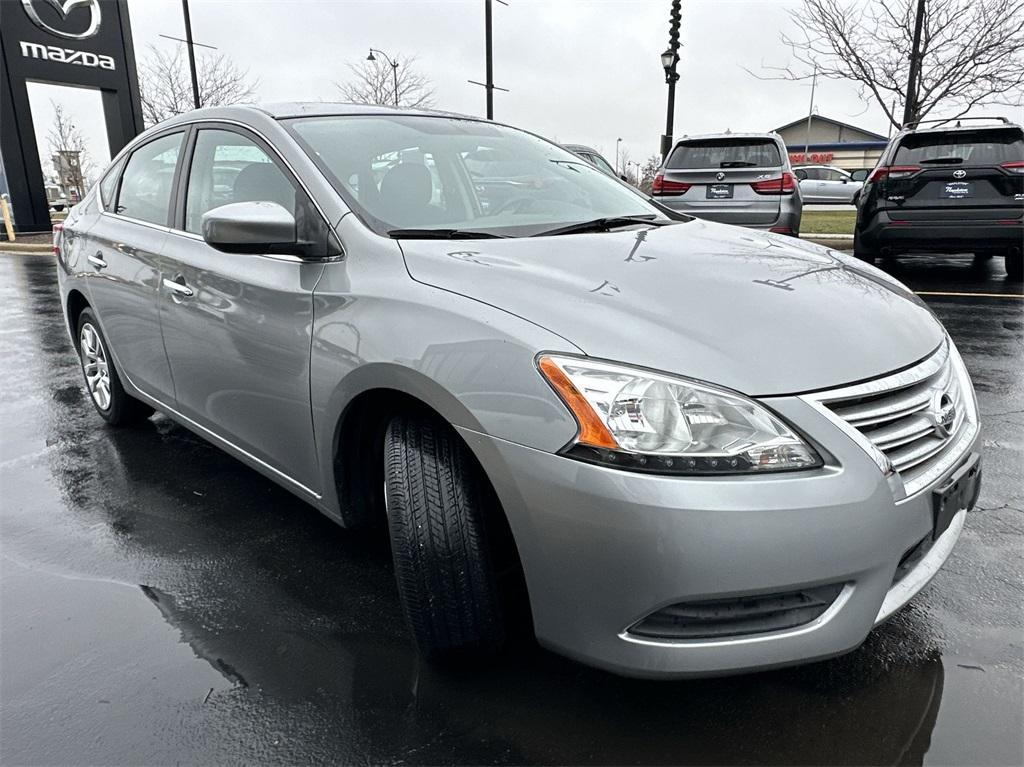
[47,101,92,197]
[336,54,436,109]
[750,0,1024,129]
[139,44,259,126]
[639,154,662,194]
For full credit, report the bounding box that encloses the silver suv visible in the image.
[654,132,803,234]
[56,104,979,678]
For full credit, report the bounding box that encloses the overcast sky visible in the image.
[30,0,914,182]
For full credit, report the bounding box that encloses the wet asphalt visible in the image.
[1,252,1021,766]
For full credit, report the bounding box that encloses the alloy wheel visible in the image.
[79,323,111,411]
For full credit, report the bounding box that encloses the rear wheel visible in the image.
[1005,251,1023,282]
[76,309,153,426]
[384,413,505,660]
[853,228,875,263]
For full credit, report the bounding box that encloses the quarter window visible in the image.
[98,156,125,210]
[184,129,298,234]
[116,133,183,225]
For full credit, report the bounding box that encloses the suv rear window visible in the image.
[667,138,782,169]
[893,128,1024,166]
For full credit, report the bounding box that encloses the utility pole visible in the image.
[803,64,817,161]
[659,0,682,161]
[467,0,509,119]
[181,0,201,109]
[485,0,494,119]
[902,0,926,126]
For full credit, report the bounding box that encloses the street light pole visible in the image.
[181,0,201,109]
[367,48,400,106]
[660,0,682,161]
[616,137,623,174]
[803,64,817,161]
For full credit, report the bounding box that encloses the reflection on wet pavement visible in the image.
[1,253,1021,765]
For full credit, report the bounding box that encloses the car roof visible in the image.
[673,132,783,143]
[898,120,1022,136]
[154,102,484,130]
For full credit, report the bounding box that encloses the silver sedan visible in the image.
[56,104,980,678]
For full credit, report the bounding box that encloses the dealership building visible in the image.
[773,115,890,172]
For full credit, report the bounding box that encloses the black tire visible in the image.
[853,228,875,263]
[76,308,153,426]
[384,413,505,659]
[1005,251,1023,282]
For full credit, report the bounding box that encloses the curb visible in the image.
[2,244,53,254]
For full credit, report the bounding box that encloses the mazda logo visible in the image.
[21,0,101,40]
[930,391,957,438]
[953,169,967,179]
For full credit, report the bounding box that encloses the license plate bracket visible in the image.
[706,183,733,199]
[941,181,973,199]
[931,452,981,540]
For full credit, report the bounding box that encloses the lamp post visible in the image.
[660,0,682,161]
[660,48,680,161]
[366,48,400,107]
[615,137,623,174]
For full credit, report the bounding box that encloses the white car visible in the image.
[794,165,864,204]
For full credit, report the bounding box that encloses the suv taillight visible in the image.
[651,174,691,195]
[867,165,921,183]
[750,172,796,195]
[1000,161,1024,174]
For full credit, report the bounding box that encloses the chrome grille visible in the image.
[803,342,978,497]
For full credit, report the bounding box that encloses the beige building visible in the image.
[773,115,889,172]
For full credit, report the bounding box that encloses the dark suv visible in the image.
[854,118,1024,280]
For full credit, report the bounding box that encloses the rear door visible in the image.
[656,138,786,225]
[157,124,326,495]
[83,131,183,400]
[882,127,1024,222]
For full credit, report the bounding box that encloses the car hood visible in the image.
[399,219,943,395]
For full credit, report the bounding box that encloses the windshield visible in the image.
[667,138,782,169]
[285,115,665,237]
[894,128,1024,165]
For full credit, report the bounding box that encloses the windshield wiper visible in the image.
[919,156,965,164]
[387,228,508,239]
[531,215,669,237]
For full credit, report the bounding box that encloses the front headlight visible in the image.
[538,355,822,475]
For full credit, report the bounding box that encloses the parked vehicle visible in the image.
[855,117,1023,280]
[57,104,980,678]
[45,183,68,212]
[794,165,863,204]
[652,132,802,235]
[563,144,620,178]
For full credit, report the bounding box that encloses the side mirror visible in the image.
[201,201,298,254]
[841,177,849,183]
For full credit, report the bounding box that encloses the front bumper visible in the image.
[458,396,978,679]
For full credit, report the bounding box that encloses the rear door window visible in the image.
[893,128,1024,166]
[116,132,184,225]
[667,139,782,169]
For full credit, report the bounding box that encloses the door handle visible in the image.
[162,277,194,298]
[88,253,108,269]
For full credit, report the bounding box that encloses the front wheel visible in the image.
[76,309,153,426]
[384,413,505,660]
